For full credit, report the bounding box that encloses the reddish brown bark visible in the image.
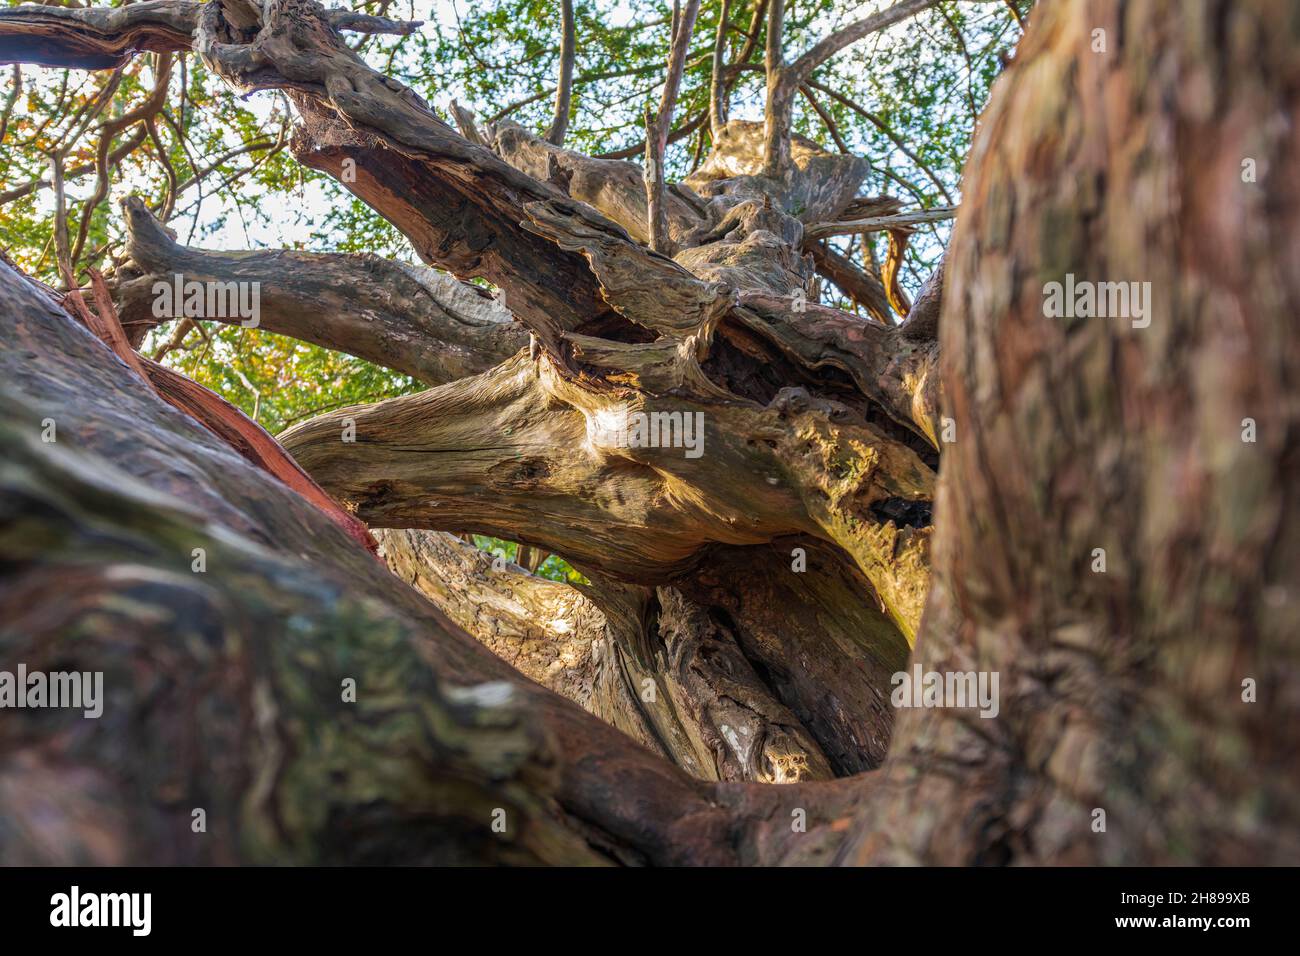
[1,0,1296,867]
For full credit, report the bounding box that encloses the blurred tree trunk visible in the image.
[834,0,1300,865]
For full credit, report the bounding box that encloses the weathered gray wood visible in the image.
[379,529,845,783]
[116,197,526,385]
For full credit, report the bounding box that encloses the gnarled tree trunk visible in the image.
[0,0,1296,865]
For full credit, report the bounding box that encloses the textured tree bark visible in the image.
[833,0,1300,865]
[0,263,751,865]
[0,260,889,861]
[2,0,1297,867]
[278,345,934,640]
[376,529,607,706]
[7,0,943,641]
[114,197,526,383]
[375,532,899,784]
[0,0,417,69]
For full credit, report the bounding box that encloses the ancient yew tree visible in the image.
[0,0,1295,865]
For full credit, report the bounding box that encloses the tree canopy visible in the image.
[0,0,1024,435]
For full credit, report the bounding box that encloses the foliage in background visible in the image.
[0,0,1027,568]
[472,536,591,585]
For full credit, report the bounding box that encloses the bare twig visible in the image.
[708,0,732,137]
[1,125,148,206]
[50,67,123,157]
[800,84,849,154]
[765,0,952,174]
[145,115,179,221]
[0,64,19,143]
[937,2,979,122]
[152,316,196,361]
[690,124,707,172]
[805,205,958,240]
[599,0,766,161]
[645,0,701,254]
[805,78,956,204]
[790,0,944,81]
[15,69,68,148]
[597,107,707,160]
[70,52,174,268]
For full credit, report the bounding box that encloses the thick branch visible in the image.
[42,0,942,641]
[760,0,788,175]
[0,1,420,70]
[543,0,576,146]
[280,341,935,640]
[0,256,758,865]
[0,1,194,69]
[115,196,525,383]
[379,529,839,783]
[490,120,708,249]
[733,292,941,449]
[377,529,608,706]
[899,256,944,341]
[808,241,893,324]
[188,0,709,360]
